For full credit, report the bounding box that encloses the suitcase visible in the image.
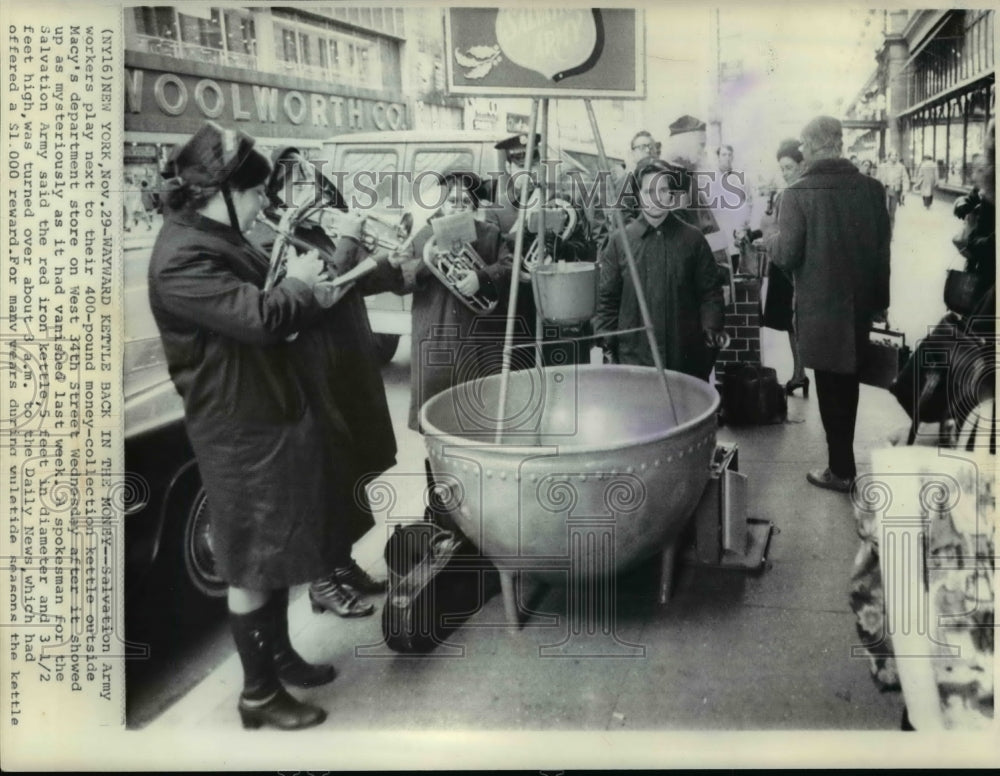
[381,522,498,654]
[721,363,787,426]
[381,462,500,653]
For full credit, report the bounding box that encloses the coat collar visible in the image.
[640,211,683,237]
[166,206,246,247]
[802,157,858,177]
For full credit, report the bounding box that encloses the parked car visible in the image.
[322,129,626,362]
[124,246,226,628]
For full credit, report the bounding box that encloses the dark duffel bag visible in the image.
[889,312,994,435]
[381,522,498,654]
[721,363,787,426]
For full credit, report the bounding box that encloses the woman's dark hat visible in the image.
[161,120,261,187]
[437,168,483,208]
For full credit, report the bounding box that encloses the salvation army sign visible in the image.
[445,8,644,98]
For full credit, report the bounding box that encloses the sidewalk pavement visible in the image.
[146,362,916,742]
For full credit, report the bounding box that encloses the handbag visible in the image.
[889,313,993,432]
[859,321,911,389]
[943,269,988,316]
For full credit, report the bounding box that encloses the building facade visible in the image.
[846,9,995,197]
[122,6,462,183]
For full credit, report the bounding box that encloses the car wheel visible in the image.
[181,488,227,599]
[373,333,401,365]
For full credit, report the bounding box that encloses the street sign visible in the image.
[445,8,644,99]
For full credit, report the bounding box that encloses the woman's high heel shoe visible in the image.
[785,376,810,398]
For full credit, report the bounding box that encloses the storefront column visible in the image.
[251,8,275,71]
[885,34,910,157]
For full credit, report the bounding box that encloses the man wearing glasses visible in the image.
[630,130,661,166]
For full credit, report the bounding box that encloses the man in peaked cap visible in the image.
[658,115,731,290]
[495,132,542,169]
[665,114,708,172]
[669,114,707,136]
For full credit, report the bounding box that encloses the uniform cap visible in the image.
[495,133,542,163]
[668,114,707,136]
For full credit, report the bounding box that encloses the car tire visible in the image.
[373,333,401,365]
[181,487,228,600]
[144,471,227,629]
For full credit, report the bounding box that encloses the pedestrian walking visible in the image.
[879,151,910,235]
[913,155,938,209]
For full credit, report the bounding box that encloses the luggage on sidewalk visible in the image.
[380,462,499,654]
[859,321,911,389]
[721,363,787,426]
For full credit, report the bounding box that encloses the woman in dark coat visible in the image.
[148,122,339,731]
[395,171,513,431]
[759,139,809,395]
[250,147,401,618]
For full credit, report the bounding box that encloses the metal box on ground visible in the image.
[685,443,774,571]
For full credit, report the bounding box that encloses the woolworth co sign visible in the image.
[123,67,407,139]
[445,8,644,98]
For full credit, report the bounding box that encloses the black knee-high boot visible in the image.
[229,604,327,730]
[267,589,336,688]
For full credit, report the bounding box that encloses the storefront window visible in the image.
[933,111,948,172]
[271,20,380,88]
[133,7,179,41]
[177,8,222,53]
[966,120,986,186]
[223,10,256,60]
[132,7,256,67]
[947,106,965,186]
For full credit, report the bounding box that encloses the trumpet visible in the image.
[521,198,578,281]
[320,208,415,255]
[422,235,499,314]
[256,206,415,296]
[258,147,416,295]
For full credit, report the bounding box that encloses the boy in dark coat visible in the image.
[595,157,725,380]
